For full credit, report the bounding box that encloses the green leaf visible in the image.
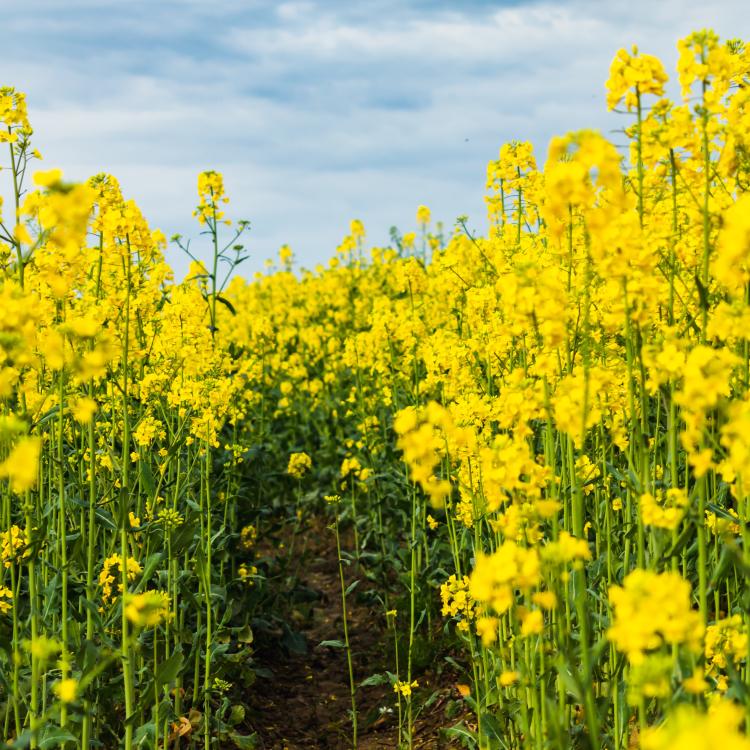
[94,507,117,531]
[282,626,307,655]
[555,661,583,702]
[194,547,210,593]
[695,272,710,311]
[38,727,78,749]
[589,636,610,671]
[229,704,246,726]
[444,723,477,745]
[32,405,60,429]
[422,689,441,709]
[134,552,164,592]
[359,673,389,688]
[216,295,237,316]
[709,546,736,591]
[155,648,183,688]
[170,522,196,556]
[443,655,468,676]
[229,732,257,749]
[479,712,504,740]
[318,639,346,649]
[79,637,103,673]
[706,501,743,524]
[133,721,156,746]
[9,729,32,749]
[139,461,156,497]
[663,522,694,561]
[235,625,254,644]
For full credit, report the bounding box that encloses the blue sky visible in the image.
[5,0,749,277]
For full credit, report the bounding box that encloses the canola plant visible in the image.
[1,28,750,750]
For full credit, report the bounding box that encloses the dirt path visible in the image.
[247,519,465,749]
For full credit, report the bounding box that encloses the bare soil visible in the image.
[247,518,468,749]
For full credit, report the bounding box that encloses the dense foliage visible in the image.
[2,28,750,750]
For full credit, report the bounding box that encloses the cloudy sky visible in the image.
[4,1,749,277]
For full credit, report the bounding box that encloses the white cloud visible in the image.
[3,0,749,277]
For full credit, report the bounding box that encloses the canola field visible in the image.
[1,29,750,750]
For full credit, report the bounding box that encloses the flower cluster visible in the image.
[607,570,704,663]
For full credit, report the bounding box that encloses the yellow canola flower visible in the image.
[98,554,142,604]
[62,314,100,339]
[606,46,668,111]
[607,570,703,663]
[627,653,674,702]
[642,701,750,750]
[475,616,498,646]
[682,668,708,695]
[194,170,230,226]
[70,396,98,424]
[287,451,312,479]
[394,402,473,508]
[340,455,362,479]
[0,437,41,494]
[639,488,688,530]
[678,346,738,412]
[240,524,257,550]
[520,609,544,637]
[0,586,13,615]
[278,244,294,268]
[532,591,557,610]
[416,205,431,225]
[440,574,475,622]
[677,29,733,102]
[238,563,258,586]
[704,615,748,688]
[469,542,540,615]
[125,590,171,628]
[488,140,537,187]
[393,679,418,698]
[0,525,30,568]
[24,635,61,664]
[33,168,63,188]
[13,222,32,246]
[54,678,78,704]
[540,532,591,566]
[714,194,750,295]
[0,87,30,130]
[499,671,519,687]
[705,508,741,537]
